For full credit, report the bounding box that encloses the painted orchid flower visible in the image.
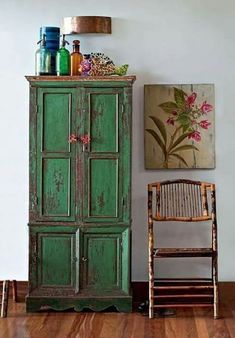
[200,101,213,114]
[166,117,175,126]
[186,92,197,106]
[188,130,201,142]
[199,120,211,130]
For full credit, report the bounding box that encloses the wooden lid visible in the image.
[62,16,111,35]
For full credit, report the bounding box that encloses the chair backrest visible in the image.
[148,179,216,222]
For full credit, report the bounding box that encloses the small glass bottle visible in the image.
[35,34,51,76]
[70,40,83,76]
[56,35,70,76]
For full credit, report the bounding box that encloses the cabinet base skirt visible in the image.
[26,295,132,313]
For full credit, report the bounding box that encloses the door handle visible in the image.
[68,134,78,143]
[81,257,88,262]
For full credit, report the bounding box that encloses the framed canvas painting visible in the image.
[144,84,215,169]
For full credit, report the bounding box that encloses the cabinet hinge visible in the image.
[35,196,38,205]
[35,105,38,114]
[121,104,124,113]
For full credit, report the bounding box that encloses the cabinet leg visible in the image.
[1,280,10,318]
[12,280,17,302]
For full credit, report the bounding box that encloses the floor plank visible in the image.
[0,300,235,338]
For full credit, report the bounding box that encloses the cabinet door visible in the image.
[29,226,79,295]
[80,227,130,294]
[82,88,131,223]
[35,88,79,222]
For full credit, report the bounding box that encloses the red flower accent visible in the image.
[199,120,211,129]
[166,117,175,125]
[80,134,91,145]
[172,111,178,116]
[200,101,213,114]
[186,92,197,106]
[188,130,201,142]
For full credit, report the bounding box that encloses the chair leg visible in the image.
[1,280,10,318]
[12,280,17,302]
[148,222,154,318]
[213,256,219,319]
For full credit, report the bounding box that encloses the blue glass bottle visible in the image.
[35,34,51,75]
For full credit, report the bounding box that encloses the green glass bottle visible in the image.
[35,34,51,76]
[56,35,70,76]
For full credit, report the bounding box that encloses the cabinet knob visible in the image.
[81,257,88,262]
[68,134,78,143]
[79,134,91,145]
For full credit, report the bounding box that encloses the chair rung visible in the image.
[153,294,213,298]
[153,248,214,257]
[153,285,214,290]
[153,303,213,308]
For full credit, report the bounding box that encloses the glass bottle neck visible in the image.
[73,45,80,52]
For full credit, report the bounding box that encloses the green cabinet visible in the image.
[26,76,135,313]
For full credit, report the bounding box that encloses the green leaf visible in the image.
[158,101,178,114]
[170,144,199,154]
[146,128,167,157]
[149,116,167,145]
[177,114,191,126]
[169,153,189,167]
[182,123,191,133]
[174,87,186,109]
[169,132,191,152]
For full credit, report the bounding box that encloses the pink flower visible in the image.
[199,120,211,129]
[188,130,201,142]
[200,101,213,114]
[166,117,175,125]
[186,92,197,106]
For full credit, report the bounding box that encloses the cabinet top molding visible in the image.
[25,76,136,84]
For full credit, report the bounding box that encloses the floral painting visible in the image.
[144,84,215,169]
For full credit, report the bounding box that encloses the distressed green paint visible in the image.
[81,226,129,294]
[40,235,74,286]
[90,93,118,153]
[42,158,70,216]
[36,88,77,221]
[27,76,135,312]
[85,236,120,289]
[89,158,118,217]
[42,93,71,153]
[83,88,124,223]
[26,296,132,313]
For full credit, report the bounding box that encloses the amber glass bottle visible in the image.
[70,40,83,76]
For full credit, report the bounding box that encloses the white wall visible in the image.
[0,0,234,281]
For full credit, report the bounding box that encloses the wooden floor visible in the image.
[0,284,235,338]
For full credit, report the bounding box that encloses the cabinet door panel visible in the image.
[29,226,79,294]
[41,158,71,217]
[90,93,118,153]
[36,88,78,221]
[81,227,130,294]
[89,158,118,218]
[83,88,124,223]
[42,92,71,153]
[40,234,74,286]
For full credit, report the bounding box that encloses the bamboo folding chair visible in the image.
[148,179,219,319]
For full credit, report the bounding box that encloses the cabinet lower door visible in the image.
[29,226,79,296]
[80,227,130,295]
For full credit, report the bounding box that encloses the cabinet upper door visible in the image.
[35,88,79,222]
[82,87,131,224]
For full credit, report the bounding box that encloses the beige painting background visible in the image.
[144,84,215,169]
